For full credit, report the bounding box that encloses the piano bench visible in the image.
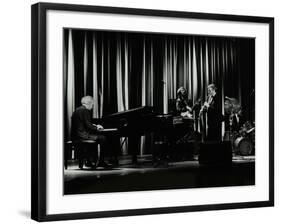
[64,140,99,170]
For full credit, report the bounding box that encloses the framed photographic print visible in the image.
[31,2,274,222]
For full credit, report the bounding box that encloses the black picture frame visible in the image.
[31,2,274,222]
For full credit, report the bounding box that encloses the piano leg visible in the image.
[128,135,139,164]
[107,136,120,166]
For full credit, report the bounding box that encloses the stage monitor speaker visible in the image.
[199,141,232,165]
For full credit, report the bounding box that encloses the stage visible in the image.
[64,155,255,195]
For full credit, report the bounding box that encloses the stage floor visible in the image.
[64,155,255,195]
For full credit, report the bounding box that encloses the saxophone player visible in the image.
[200,84,222,141]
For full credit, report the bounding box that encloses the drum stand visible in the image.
[229,115,233,148]
[228,115,236,154]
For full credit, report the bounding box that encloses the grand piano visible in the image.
[94,106,194,163]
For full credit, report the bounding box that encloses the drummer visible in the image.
[224,97,243,133]
[231,107,244,133]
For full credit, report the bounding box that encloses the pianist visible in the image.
[71,96,108,168]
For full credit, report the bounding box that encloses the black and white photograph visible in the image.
[63,29,256,195]
[30,2,274,222]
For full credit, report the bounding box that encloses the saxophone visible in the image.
[199,95,214,117]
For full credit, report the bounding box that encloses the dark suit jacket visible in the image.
[207,93,222,128]
[206,93,222,141]
[232,114,244,132]
[224,113,244,132]
[71,106,98,140]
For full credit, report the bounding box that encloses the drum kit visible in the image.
[224,97,255,156]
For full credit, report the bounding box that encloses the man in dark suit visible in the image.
[204,84,222,141]
[71,96,108,168]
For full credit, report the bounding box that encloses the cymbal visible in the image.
[224,97,241,114]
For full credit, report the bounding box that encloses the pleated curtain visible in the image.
[64,30,244,155]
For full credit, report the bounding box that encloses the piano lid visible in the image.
[102,106,155,120]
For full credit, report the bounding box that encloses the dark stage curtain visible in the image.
[63,29,255,155]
